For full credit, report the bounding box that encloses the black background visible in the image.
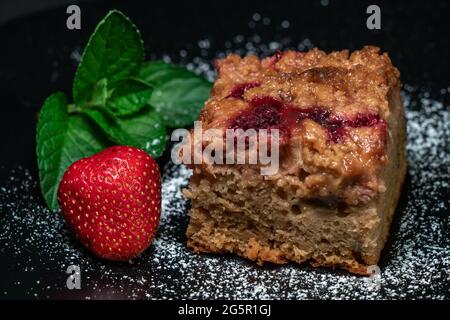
[0,0,449,299]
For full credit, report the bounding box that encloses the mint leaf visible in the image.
[116,107,166,158]
[84,107,166,158]
[149,77,212,128]
[138,61,212,127]
[83,108,133,145]
[138,60,194,87]
[36,93,109,211]
[91,78,108,107]
[73,10,144,105]
[107,78,152,116]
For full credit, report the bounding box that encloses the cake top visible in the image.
[194,46,402,205]
[202,46,399,131]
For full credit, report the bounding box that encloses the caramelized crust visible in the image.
[208,46,399,119]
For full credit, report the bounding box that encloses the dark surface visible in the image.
[0,0,84,25]
[0,0,449,299]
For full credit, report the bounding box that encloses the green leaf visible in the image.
[138,61,212,127]
[138,60,195,87]
[149,77,212,128]
[36,93,109,211]
[83,108,132,145]
[107,78,152,116]
[116,107,167,158]
[73,10,144,105]
[90,78,108,107]
[84,107,166,158]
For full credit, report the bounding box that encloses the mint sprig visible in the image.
[115,107,167,158]
[36,10,212,211]
[107,78,153,116]
[139,61,212,127]
[73,10,144,105]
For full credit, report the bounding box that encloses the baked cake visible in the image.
[182,46,407,274]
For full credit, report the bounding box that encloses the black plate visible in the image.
[0,0,449,299]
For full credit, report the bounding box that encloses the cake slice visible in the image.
[182,46,407,274]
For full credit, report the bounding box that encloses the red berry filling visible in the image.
[228,96,386,143]
[227,82,260,99]
[267,50,284,69]
[282,106,347,142]
[228,96,282,130]
[347,113,383,128]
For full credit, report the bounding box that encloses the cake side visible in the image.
[366,83,407,264]
[183,46,406,274]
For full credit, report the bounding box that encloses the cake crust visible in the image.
[183,46,407,275]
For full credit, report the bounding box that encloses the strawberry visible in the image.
[57,146,161,261]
